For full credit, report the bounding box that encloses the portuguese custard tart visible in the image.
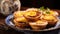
[29,20,48,30]
[49,10,59,16]
[24,8,42,21]
[43,10,59,16]
[42,15,58,26]
[13,11,25,18]
[13,16,28,28]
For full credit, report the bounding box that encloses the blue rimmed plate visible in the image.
[5,14,60,32]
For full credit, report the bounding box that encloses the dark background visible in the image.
[20,0,60,9]
[0,0,60,34]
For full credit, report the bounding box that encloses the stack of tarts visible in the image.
[13,8,59,30]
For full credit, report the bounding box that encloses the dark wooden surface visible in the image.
[0,7,60,34]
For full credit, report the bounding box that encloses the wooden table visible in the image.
[0,7,60,34]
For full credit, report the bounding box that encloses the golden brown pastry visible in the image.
[29,20,48,30]
[43,10,59,16]
[14,17,27,22]
[24,8,42,21]
[14,19,26,28]
[49,10,59,16]
[13,7,59,30]
[13,16,28,28]
[41,15,58,26]
[13,11,25,18]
